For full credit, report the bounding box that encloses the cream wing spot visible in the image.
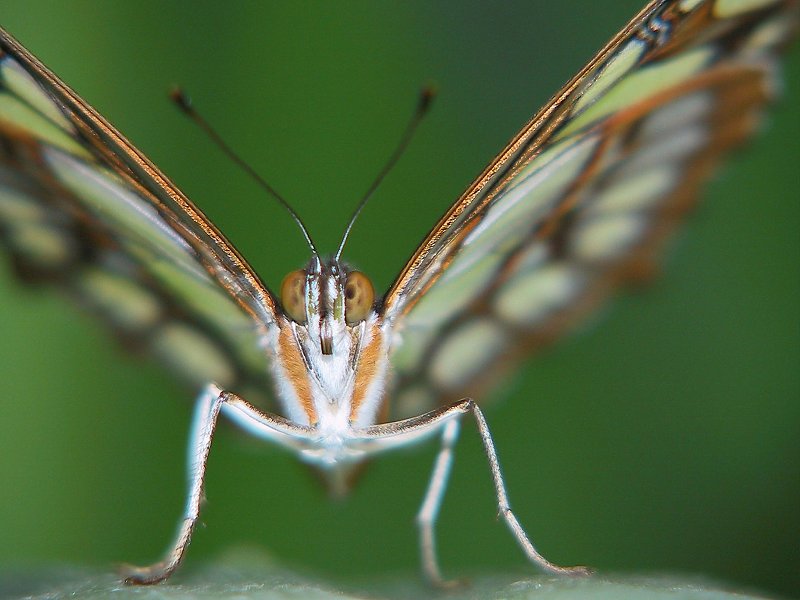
[7,221,71,265]
[77,268,162,330]
[495,263,585,326]
[714,0,782,18]
[679,0,706,11]
[389,323,438,381]
[572,214,647,262]
[151,323,236,389]
[429,318,507,391]
[0,186,45,221]
[587,165,677,216]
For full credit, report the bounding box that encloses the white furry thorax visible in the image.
[268,257,390,453]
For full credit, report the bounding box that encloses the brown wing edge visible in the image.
[404,63,782,413]
[379,0,798,417]
[0,26,280,325]
[380,0,665,319]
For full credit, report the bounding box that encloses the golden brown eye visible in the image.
[280,269,307,323]
[344,271,374,325]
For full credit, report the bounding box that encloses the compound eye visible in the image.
[280,269,307,323]
[344,271,374,325]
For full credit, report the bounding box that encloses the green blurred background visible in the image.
[0,1,797,598]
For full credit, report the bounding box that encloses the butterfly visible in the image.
[0,0,797,588]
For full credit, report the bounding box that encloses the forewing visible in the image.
[383,0,797,419]
[0,28,279,405]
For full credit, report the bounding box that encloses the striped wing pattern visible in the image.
[0,30,279,407]
[0,1,796,427]
[384,0,797,419]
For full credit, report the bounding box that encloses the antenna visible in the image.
[170,87,319,256]
[334,85,436,261]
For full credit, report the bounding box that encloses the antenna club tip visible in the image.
[169,86,193,113]
[418,83,438,113]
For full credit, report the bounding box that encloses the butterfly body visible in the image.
[275,259,382,427]
[0,0,797,588]
[267,256,390,466]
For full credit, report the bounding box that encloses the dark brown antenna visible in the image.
[334,85,437,261]
[170,87,319,257]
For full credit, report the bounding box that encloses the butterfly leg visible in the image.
[121,384,316,584]
[463,398,591,577]
[121,383,226,585]
[411,398,588,586]
[416,418,464,588]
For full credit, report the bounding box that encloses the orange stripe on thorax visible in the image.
[350,324,384,422]
[277,323,318,425]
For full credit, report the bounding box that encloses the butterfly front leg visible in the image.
[119,383,224,585]
[416,416,464,587]
[407,399,591,586]
[462,399,591,578]
[121,383,314,585]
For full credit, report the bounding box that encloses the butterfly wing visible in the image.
[0,28,280,405]
[383,0,798,419]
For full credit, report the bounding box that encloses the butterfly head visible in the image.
[280,256,376,356]
[276,256,387,433]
